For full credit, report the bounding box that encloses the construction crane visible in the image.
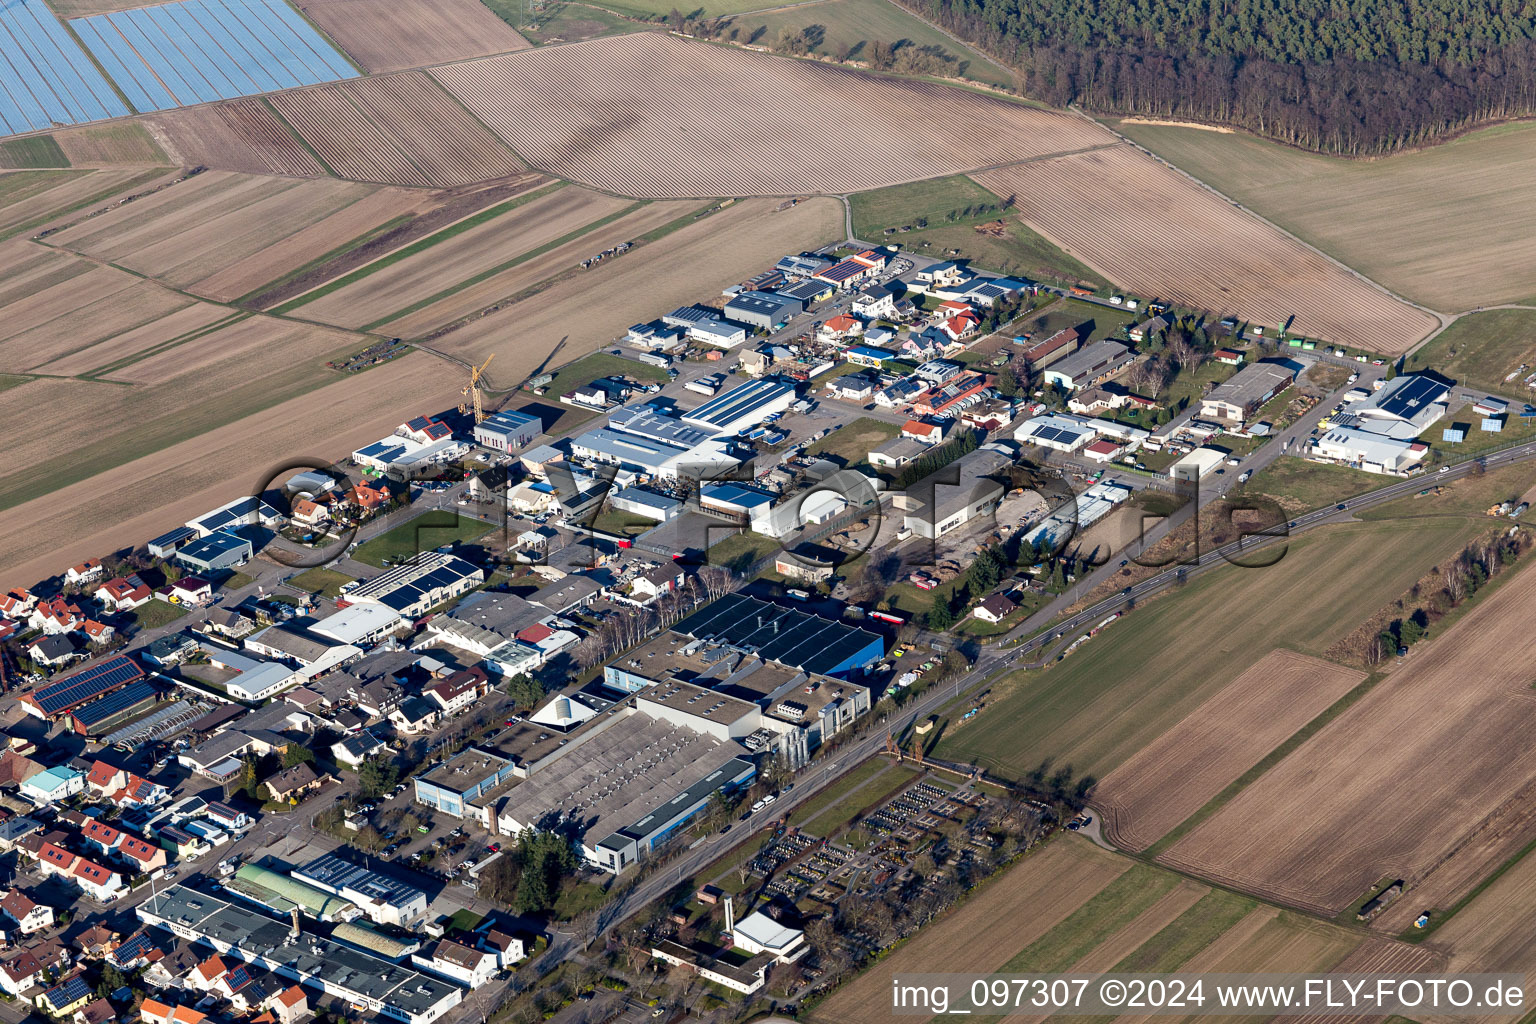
[461,354,495,423]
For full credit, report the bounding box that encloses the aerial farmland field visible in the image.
[1095,650,1366,853]
[382,198,697,337]
[0,166,169,238]
[270,87,432,188]
[972,150,1440,353]
[295,185,634,328]
[432,33,1116,198]
[1161,556,1536,914]
[337,74,525,188]
[293,0,530,73]
[145,99,330,178]
[433,196,844,381]
[49,173,376,288]
[0,350,462,586]
[1114,119,1536,311]
[0,261,194,372]
[934,518,1485,783]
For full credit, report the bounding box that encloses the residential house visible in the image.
[973,594,1018,624]
[77,999,114,1024]
[411,939,497,990]
[85,760,126,797]
[110,774,169,809]
[348,481,392,513]
[80,819,123,858]
[424,669,490,717]
[26,636,79,669]
[851,282,900,320]
[290,499,330,528]
[139,1000,209,1024]
[190,955,229,994]
[264,763,326,803]
[65,560,104,586]
[390,697,441,735]
[79,620,113,646]
[630,563,685,604]
[0,940,70,995]
[0,589,35,620]
[117,834,168,874]
[475,928,526,969]
[71,925,119,960]
[22,766,85,804]
[270,986,308,1024]
[36,973,91,1018]
[97,576,152,612]
[901,420,945,445]
[0,889,52,935]
[30,598,84,635]
[1127,315,1170,343]
[204,802,250,833]
[818,313,863,343]
[1214,348,1246,365]
[157,577,213,607]
[331,729,388,768]
[71,859,124,902]
[826,374,876,402]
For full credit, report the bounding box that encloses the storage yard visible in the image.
[431,33,1116,198]
[293,0,529,73]
[1161,560,1536,914]
[1094,650,1366,854]
[972,150,1440,353]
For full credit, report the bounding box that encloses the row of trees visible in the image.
[478,830,581,915]
[1375,528,1530,662]
[895,0,1536,153]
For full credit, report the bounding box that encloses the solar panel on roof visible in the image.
[32,655,143,715]
[72,681,158,727]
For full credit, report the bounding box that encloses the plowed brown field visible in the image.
[432,33,1116,198]
[973,150,1439,353]
[270,88,431,188]
[434,197,842,376]
[298,185,632,328]
[190,187,432,302]
[0,351,462,588]
[382,199,694,337]
[53,123,166,166]
[1430,844,1536,1000]
[813,837,1128,1024]
[52,173,373,288]
[1161,562,1536,914]
[0,261,192,372]
[296,0,528,73]
[338,73,524,188]
[35,304,234,376]
[109,315,360,384]
[1096,651,1365,852]
[145,99,327,177]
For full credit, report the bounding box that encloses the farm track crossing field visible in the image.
[1427,841,1536,1009]
[270,86,431,187]
[144,99,328,177]
[972,152,1439,353]
[69,0,356,112]
[52,172,376,287]
[297,185,631,328]
[293,0,529,73]
[0,166,168,236]
[1114,119,1536,311]
[190,186,432,302]
[0,351,462,587]
[811,836,1129,1024]
[1161,558,1536,915]
[0,0,128,134]
[0,259,193,371]
[336,73,524,188]
[1095,650,1366,853]
[35,302,233,375]
[431,33,1117,198]
[934,518,1483,783]
[433,197,843,377]
[108,314,357,383]
[383,198,694,337]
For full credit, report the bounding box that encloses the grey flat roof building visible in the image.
[175,530,252,572]
[474,409,542,452]
[724,291,804,330]
[136,886,459,1024]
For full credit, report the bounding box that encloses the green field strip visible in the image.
[0,135,70,169]
[83,310,248,378]
[363,199,646,332]
[1141,670,1387,860]
[269,180,568,315]
[999,864,1179,973]
[260,96,338,177]
[1110,888,1257,973]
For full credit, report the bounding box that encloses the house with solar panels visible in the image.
[185,497,283,538]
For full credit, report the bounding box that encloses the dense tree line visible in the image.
[893,0,1536,152]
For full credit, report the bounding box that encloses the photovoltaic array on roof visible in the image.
[44,975,91,1006]
[30,654,143,716]
[110,932,158,967]
[1375,375,1447,420]
[222,964,252,990]
[71,681,158,729]
[672,593,881,675]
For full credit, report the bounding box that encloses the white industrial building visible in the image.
[1350,373,1451,437]
[473,409,542,452]
[1022,481,1133,552]
[1015,412,1098,452]
[897,445,1013,539]
[342,553,485,621]
[681,379,799,435]
[186,497,284,538]
[1313,427,1430,474]
[1042,341,1133,391]
[569,428,739,483]
[1168,447,1228,482]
